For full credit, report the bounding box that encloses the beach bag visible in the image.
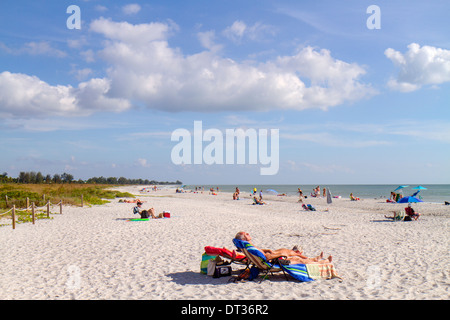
[163,211,170,218]
[207,256,231,277]
[213,265,231,278]
[248,266,260,280]
[207,260,217,276]
[200,253,217,274]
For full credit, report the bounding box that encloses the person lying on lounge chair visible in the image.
[235,231,332,264]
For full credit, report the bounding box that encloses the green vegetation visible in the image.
[0,171,182,186]
[0,183,135,214]
[0,171,179,227]
[0,208,53,227]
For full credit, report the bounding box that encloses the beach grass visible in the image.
[0,208,53,227]
[0,183,135,214]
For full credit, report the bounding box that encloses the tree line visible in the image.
[0,171,182,185]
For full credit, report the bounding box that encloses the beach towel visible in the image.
[305,263,342,280]
[279,263,313,282]
[204,246,246,260]
[127,218,149,221]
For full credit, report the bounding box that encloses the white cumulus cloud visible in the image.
[0,71,130,118]
[385,43,450,92]
[223,20,276,43]
[0,18,376,119]
[122,4,141,15]
[89,18,375,113]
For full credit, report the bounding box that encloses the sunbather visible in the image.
[235,231,332,264]
[123,199,142,203]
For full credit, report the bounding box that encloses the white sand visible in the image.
[0,186,448,300]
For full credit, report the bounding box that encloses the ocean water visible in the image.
[183,184,450,204]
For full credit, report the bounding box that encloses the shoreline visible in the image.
[0,185,448,300]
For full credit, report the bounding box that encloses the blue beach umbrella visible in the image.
[393,185,409,191]
[398,196,423,203]
[266,189,278,195]
[411,186,427,199]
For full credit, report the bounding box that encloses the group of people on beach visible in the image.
[129,185,421,222]
[252,188,266,205]
[385,203,421,221]
[309,186,330,198]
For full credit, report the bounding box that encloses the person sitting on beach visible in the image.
[350,193,360,201]
[235,231,332,264]
[133,201,160,219]
[405,203,420,220]
[253,196,266,205]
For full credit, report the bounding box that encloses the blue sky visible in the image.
[1,0,449,184]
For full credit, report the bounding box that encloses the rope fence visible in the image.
[0,194,85,229]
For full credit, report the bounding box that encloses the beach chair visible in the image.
[393,210,405,222]
[233,238,289,283]
[233,238,320,283]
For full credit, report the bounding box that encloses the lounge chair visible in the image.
[393,210,405,221]
[232,238,289,282]
[232,238,314,283]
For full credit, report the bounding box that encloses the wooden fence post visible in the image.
[12,205,16,230]
[60,200,63,214]
[81,195,83,207]
[47,201,50,218]
[26,197,29,212]
[5,195,8,206]
[32,202,36,224]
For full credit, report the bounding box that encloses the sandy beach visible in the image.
[0,185,448,300]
